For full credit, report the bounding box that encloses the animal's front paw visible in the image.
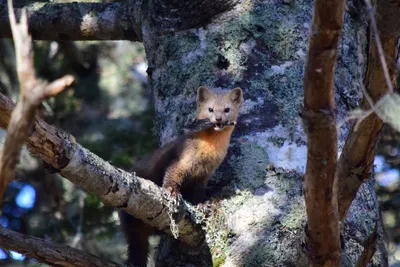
[197,201,212,214]
[165,186,182,201]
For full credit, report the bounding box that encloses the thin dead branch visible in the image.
[301,0,345,264]
[337,19,398,221]
[0,0,74,206]
[0,225,120,267]
[0,0,237,41]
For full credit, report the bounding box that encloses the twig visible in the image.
[0,0,74,206]
[355,222,378,267]
[364,0,394,94]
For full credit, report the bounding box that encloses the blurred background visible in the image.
[0,16,157,264]
[1,0,400,266]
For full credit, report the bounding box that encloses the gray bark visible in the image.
[0,93,205,249]
[0,1,139,40]
[135,0,387,266]
[0,226,120,267]
[0,0,388,266]
[0,0,238,41]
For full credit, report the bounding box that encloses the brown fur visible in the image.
[120,87,243,267]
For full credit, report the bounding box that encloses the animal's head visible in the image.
[196,86,243,131]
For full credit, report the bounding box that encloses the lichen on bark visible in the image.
[138,0,386,265]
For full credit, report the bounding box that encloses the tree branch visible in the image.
[0,1,140,41]
[0,3,203,263]
[0,93,205,248]
[0,0,240,41]
[301,0,344,264]
[0,225,120,267]
[338,34,397,220]
[376,0,400,38]
[0,0,74,205]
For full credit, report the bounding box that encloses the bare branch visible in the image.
[43,76,75,98]
[0,1,140,41]
[0,2,204,256]
[0,0,240,41]
[355,223,378,267]
[301,0,345,264]
[0,225,120,267]
[0,92,205,247]
[337,22,398,221]
[0,0,74,206]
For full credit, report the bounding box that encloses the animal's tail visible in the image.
[119,211,154,267]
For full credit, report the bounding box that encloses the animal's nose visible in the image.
[216,117,222,122]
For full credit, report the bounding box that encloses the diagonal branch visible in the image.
[0,92,204,248]
[0,0,74,206]
[0,225,120,267]
[301,0,345,265]
[337,0,398,220]
[0,1,140,41]
[337,34,397,220]
[0,2,204,263]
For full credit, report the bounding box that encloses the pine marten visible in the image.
[119,86,243,267]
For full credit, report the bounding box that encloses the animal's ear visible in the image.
[229,87,243,107]
[197,86,213,103]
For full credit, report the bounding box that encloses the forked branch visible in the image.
[338,0,398,220]
[0,0,74,206]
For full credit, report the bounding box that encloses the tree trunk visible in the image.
[136,0,387,266]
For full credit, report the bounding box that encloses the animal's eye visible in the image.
[224,107,230,113]
[209,108,214,112]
